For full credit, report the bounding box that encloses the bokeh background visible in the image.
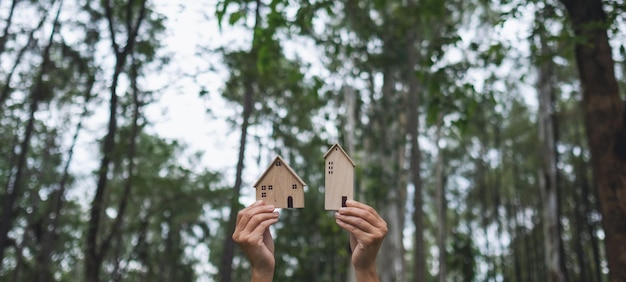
[0,0,625,281]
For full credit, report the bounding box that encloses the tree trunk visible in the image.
[219,2,261,281]
[477,142,496,281]
[36,74,95,282]
[343,86,358,282]
[405,0,425,280]
[559,1,626,281]
[85,1,146,281]
[492,124,505,280]
[218,62,253,282]
[573,122,605,282]
[572,176,590,282]
[101,53,141,257]
[536,21,566,282]
[375,66,406,282]
[435,113,447,282]
[509,190,522,282]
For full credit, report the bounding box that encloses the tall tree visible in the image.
[557,0,626,280]
[405,0,425,279]
[216,1,261,281]
[434,112,447,282]
[85,0,147,280]
[36,71,95,282]
[535,7,567,281]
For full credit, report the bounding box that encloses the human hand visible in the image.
[232,200,279,282]
[335,200,387,281]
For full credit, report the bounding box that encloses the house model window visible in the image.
[253,155,306,209]
[323,143,355,210]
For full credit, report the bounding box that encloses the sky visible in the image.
[140,0,269,204]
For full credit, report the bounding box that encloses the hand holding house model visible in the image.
[253,143,354,210]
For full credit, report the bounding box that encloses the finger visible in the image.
[340,200,386,229]
[244,216,279,247]
[236,200,263,228]
[335,217,369,239]
[236,200,267,222]
[234,204,275,241]
[243,211,279,236]
[335,212,376,234]
[252,215,279,233]
[344,200,383,219]
[337,208,382,231]
[234,212,278,245]
[236,202,275,231]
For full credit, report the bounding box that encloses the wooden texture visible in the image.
[324,144,355,210]
[253,155,305,208]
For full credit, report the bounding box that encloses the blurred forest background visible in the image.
[1,0,625,281]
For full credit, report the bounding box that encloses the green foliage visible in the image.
[99,130,226,281]
[446,230,478,281]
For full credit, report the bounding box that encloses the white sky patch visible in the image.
[147,0,263,186]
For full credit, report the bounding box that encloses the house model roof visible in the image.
[253,155,307,188]
[323,143,356,167]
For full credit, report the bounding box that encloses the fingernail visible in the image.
[338,207,346,213]
[267,205,275,210]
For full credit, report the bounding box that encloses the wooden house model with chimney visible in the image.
[324,143,355,210]
[253,155,305,208]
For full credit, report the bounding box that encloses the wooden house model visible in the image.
[253,155,306,208]
[324,143,355,210]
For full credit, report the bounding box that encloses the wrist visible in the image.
[354,266,379,282]
[251,267,274,282]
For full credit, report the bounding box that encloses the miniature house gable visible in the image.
[253,155,305,208]
[324,143,355,210]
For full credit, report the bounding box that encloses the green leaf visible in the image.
[228,10,245,25]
